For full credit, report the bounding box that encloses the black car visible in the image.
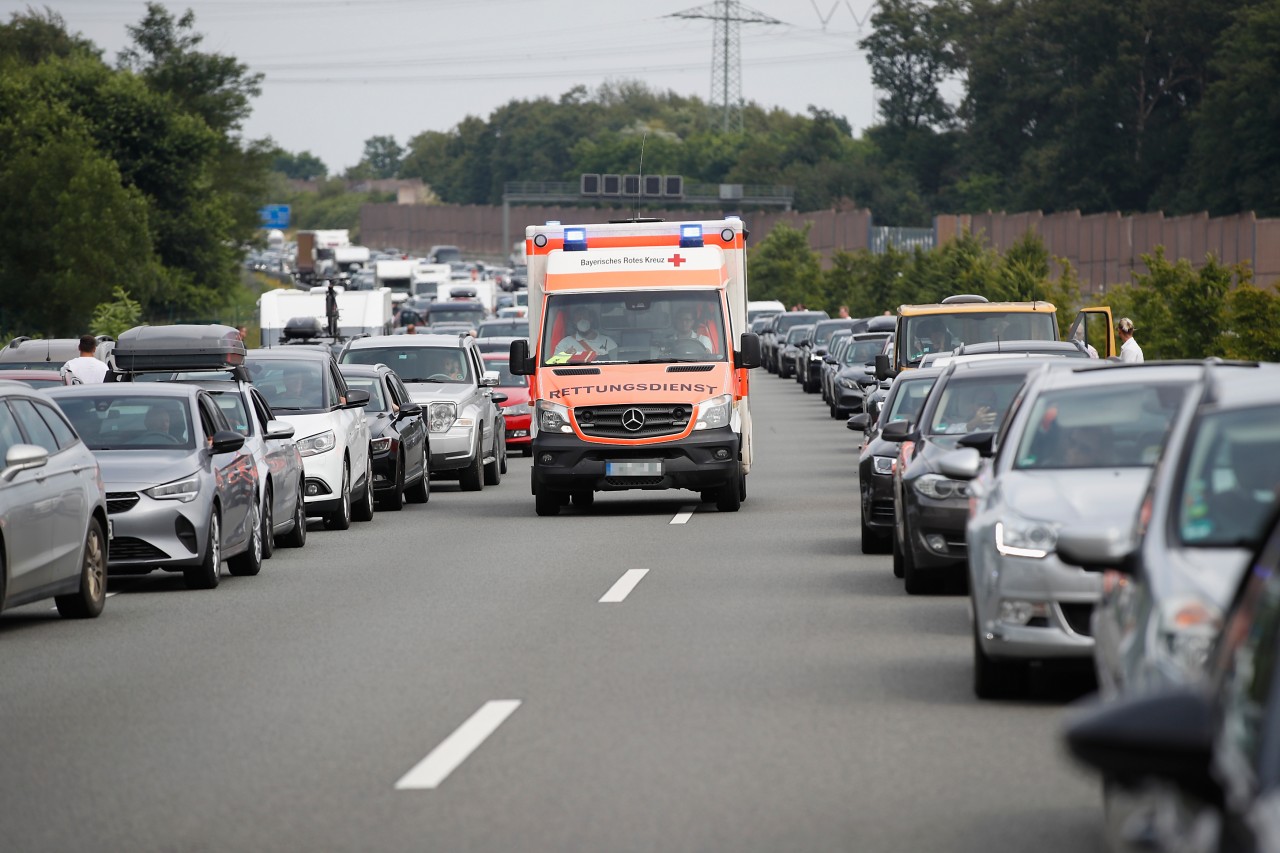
[761,311,829,373]
[338,364,430,511]
[1063,503,1280,853]
[476,319,529,339]
[799,319,861,393]
[882,358,1051,593]
[850,367,942,554]
[830,332,893,419]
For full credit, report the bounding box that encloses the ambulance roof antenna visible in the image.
[635,132,647,221]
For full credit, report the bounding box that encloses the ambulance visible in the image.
[509,218,762,516]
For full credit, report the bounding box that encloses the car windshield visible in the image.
[901,312,1057,368]
[479,321,529,338]
[342,346,472,383]
[815,325,846,346]
[772,313,826,334]
[785,326,811,345]
[1177,404,1280,548]
[884,376,936,425]
[1013,382,1188,470]
[843,339,885,366]
[484,360,528,387]
[246,358,331,412]
[541,291,727,365]
[343,376,389,412]
[55,395,196,450]
[927,375,1027,437]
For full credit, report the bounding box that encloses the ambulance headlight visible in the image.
[695,394,732,430]
[537,399,573,433]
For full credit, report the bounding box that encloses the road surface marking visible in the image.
[599,568,649,603]
[51,592,116,611]
[670,506,697,525]
[395,700,521,790]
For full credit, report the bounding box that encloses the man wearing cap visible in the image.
[1117,317,1144,363]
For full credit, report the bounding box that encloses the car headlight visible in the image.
[503,402,531,415]
[872,456,895,476]
[146,473,201,503]
[297,430,337,457]
[370,436,393,454]
[912,473,970,500]
[994,517,1057,559]
[428,402,457,433]
[537,399,572,433]
[695,394,733,430]
[1160,598,1222,673]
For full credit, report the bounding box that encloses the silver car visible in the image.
[943,362,1203,698]
[0,382,109,618]
[47,384,260,589]
[339,334,507,491]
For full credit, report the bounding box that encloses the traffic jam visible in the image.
[3,218,1280,851]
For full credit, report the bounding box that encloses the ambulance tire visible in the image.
[715,477,741,512]
[535,487,561,517]
[570,490,594,509]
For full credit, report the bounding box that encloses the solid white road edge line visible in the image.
[395,700,522,790]
[670,505,697,525]
[599,568,649,603]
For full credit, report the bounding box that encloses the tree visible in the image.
[91,287,143,339]
[860,0,956,132]
[354,135,403,180]
[747,224,824,309]
[271,147,327,181]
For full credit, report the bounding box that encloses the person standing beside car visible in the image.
[1117,317,1144,363]
[60,334,107,384]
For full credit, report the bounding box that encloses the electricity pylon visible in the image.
[668,1,783,133]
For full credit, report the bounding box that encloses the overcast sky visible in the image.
[14,0,883,172]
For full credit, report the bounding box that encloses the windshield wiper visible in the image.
[270,406,310,411]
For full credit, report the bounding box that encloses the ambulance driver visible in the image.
[553,306,617,361]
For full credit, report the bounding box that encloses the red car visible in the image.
[0,369,78,388]
[483,353,531,456]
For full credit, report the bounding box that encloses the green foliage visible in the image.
[275,176,394,233]
[271,146,327,180]
[746,224,825,309]
[91,287,143,339]
[348,135,403,180]
[1224,285,1280,362]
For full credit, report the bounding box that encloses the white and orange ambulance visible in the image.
[509,218,762,516]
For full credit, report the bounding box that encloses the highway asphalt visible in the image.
[0,370,1103,852]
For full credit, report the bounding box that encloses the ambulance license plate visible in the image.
[605,460,663,476]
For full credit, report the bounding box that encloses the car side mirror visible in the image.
[210,429,245,454]
[956,431,995,457]
[1064,688,1220,804]
[880,420,913,442]
[823,355,836,364]
[398,402,422,417]
[509,339,533,375]
[937,448,982,480]
[846,413,870,431]
[1056,523,1139,574]
[345,389,371,409]
[874,354,893,380]
[736,332,762,369]
[491,392,508,405]
[1,443,48,482]
[482,370,500,387]
[857,373,878,387]
[264,419,295,440]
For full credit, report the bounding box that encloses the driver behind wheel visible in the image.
[670,307,712,353]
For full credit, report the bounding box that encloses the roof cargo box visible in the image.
[112,325,245,374]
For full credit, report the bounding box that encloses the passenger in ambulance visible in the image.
[554,307,618,361]
[665,307,713,356]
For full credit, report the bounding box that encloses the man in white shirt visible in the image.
[61,335,108,383]
[1117,317,1144,363]
[669,308,713,354]
[553,307,617,362]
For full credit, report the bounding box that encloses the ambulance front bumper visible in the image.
[530,428,740,494]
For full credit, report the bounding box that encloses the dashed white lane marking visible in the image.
[669,505,697,525]
[51,592,116,611]
[395,700,522,790]
[599,568,649,603]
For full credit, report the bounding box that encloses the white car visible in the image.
[246,348,372,530]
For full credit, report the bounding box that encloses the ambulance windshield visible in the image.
[542,292,727,365]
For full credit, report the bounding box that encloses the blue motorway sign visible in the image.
[258,204,291,229]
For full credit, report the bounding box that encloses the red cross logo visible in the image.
[669,253,686,267]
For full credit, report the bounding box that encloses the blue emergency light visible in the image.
[563,227,588,251]
[679,223,704,248]
[545,220,561,226]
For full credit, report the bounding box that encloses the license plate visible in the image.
[605,460,663,476]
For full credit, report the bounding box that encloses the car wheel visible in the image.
[522,446,533,457]
[324,462,352,530]
[861,513,891,554]
[55,518,107,619]
[570,490,593,509]
[715,476,742,512]
[184,509,222,589]
[499,433,508,474]
[382,452,405,511]
[277,479,307,548]
[460,438,484,491]
[260,485,275,560]
[901,532,930,595]
[352,459,375,522]
[973,622,1029,699]
[228,503,263,577]
[483,436,502,486]
[739,470,747,501]
[534,486,561,516]
[892,532,906,579]
[405,445,429,504]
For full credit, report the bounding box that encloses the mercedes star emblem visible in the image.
[621,408,646,431]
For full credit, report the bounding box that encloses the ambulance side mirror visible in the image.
[509,339,534,376]
[736,332,762,369]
